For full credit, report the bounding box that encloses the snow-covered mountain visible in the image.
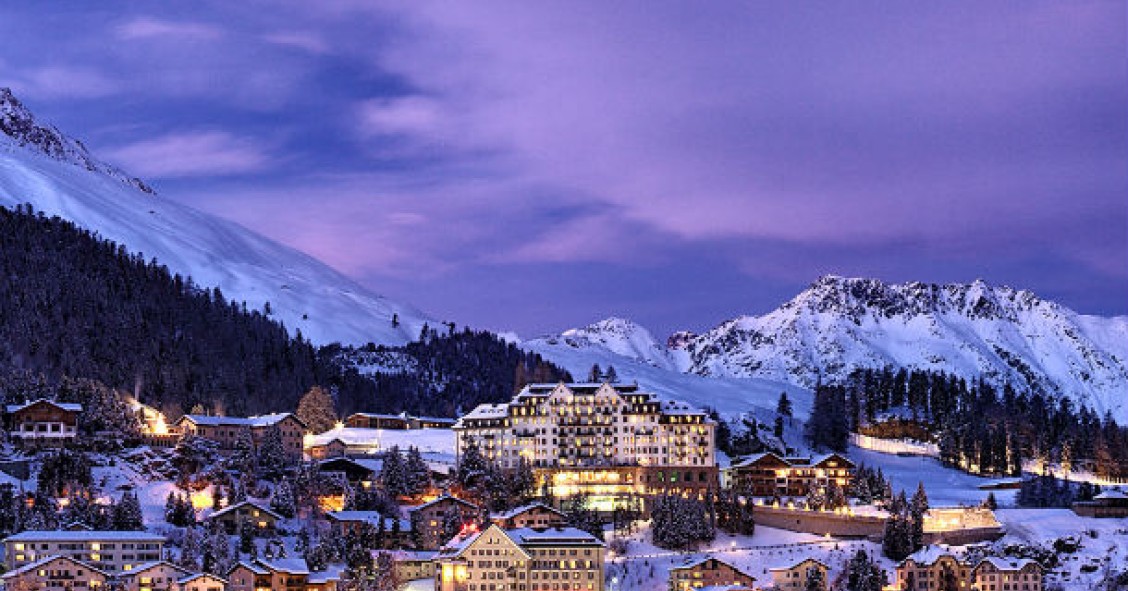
[535,277,1128,422]
[549,317,677,370]
[0,88,430,346]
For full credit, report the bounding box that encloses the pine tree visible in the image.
[373,551,400,591]
[239,518,256,554]
[380,447,408,498]
[257,425,289,478]
[113,490,144,530]
[297,386,337,434]
[271,481,297,519]
[805,566,826,591]
[845,550,884,591]
[605,365,618,383]
[457,442,488,489]
[587,364,602,382]
[179,526,202,570]
[909,482,929,551]
[777,391,793,420]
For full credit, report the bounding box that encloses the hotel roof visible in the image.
[3,530,165,542]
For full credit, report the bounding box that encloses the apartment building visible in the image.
[0,555,109,590]
[4,530,165,573]
[455,383,717,512]
[435,524,605,591]
[893,547,971,591]
[970,557,1043,591]
[491,502,567,530]
[119,560,192,591]
[726,452,854,497]
[409,495,480,550]
[769,558,830,591]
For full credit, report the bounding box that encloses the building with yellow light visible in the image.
[434,523,604,591]
[0,555,109,590]
[3,530,165,574]
[725,452,854,498]
[455,383,717,513]
[893,547,1043,591]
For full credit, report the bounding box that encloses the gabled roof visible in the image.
[732,452,790,468]
[308,564,346,584]
[768,557,830,572]
[1094,489,1128,500]
[326,511,411,531]
[974,556,1041,572]
[229,560,270,576]
[504,526,604,547]
[123,560,192,578]
[306,426,381,447]
[256,557,310,575]
[208,500,283,521]
[179,572,229,584]
[492,502,565,521]
[810,452,855,468]
[1,554,109,579]
[671,555,751,577]
[177,412,302,428]
[5,398,83,414]
[318,456,384,474]
[410,494,477,513]
[900,545,957,567]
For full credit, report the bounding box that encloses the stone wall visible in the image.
[752,506,887,540]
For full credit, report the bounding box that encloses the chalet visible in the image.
[893,546,970,591]
[726,452,854,497]
[669,556,757,591]
[207,500,283,534]
[326,511,413,547]
[118,560,193,591]
[408,495,479,550]
[317,457,383,488]
[410,416,455,429]
[384,549,437,582]
[227,561,271,591]
[3,530,165,573]
[5,399,82,444]
[1,555,109,590]
[769,558,830,591]
[228,558,340,591]
[1072,489,1128,518]
[178,572,229,591]
[971,557,1043,591]
[346,412,411,430]
[491,502,567,529]
[175,413,305,459]
[304,426,381,458]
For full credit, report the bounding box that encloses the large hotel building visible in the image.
[454,383,717,511]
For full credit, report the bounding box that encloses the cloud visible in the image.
[358,96,447,139]
[262,31,332,54]
[10,66,119,99]
[116,16,223,41]
[104,131,271,178]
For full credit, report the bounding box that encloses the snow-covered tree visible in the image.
[380,447,408,498]
[404,447,432,497]
[257,425,289,478]
[179,526,203,570]
[113,490,144,530]
[271,480,296,518]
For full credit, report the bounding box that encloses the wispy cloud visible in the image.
[262,31,331,55]
[116,16,222,41]
[104,131,271,178]
[9,66,119,99]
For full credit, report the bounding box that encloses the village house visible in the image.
[726,452,854,497]
[0,555,109,590]
[384,549,437,582]
[346,412,412,430]
[769,558,830,591]
[317,456,383,488]
[491,502,567,529]
[175,413,306,459]
[227,558,340,591]
[304,426,381,459]
[893,546,971,591]
[409,495,479,550]
[118,560,193,591]
[207,500,283,534]
[326,511,414,547]
[1072,489,1128,518]
[455,383,717,514]
[435,524,605,591]
[178,572,229,591]
[668,556,757,591]
[970,557,1043,591]
[4,399,82,445]
[3,530,165,573]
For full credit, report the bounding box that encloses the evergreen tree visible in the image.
[270,481,297,518]
[845,550,884,591]
[404,447,432,497]
[587,364,602,382]
[179,526,203,570]
[605,365,618,383]
[112,490,144,530]
[257,425,289,478]
[457,442,488,490]
[805,566,826,591]
[297,386,338,434]
[239,518,256,554]
[777,391,793,421]
[380,447,409,498]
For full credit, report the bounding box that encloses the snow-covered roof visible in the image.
[208,500,283,521]
[671,555,746,572]
[974,557,1041,572]
[5,398,83,413]
[768,558,829,572]
[458,404,509,421]
[902,545,956,567]
[382,550,438,561]
[491,502,564,520]
[257,558,310,575]
[1094,489,1128,500]
[124,560,191,577]
[350,412,408,420]
[179,573,228,585]
[810,453,855,468]
[3,530,165,542]
[178,413,299,428]
[505,526,604,547]
[732,452,788,468]
[1,555,108,579]
[229,560,270,575]
[326,511,411,530]
[308,564,345,584]
[318,456,384,474]
[307,426,381,447]
[410,495,477,513]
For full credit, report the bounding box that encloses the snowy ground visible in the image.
[848,444,1018,507]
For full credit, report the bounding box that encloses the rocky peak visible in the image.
[0,88,154,194]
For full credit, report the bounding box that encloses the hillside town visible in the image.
[0,382,1123,591]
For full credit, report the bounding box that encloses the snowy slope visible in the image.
[546,317,677,370]
[0,89,430,346]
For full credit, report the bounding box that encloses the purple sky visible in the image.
[2,1,1125,337]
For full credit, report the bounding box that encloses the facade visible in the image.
[435,524,605,591]
[179,573,229,591]
[175,413,306,459]
[970,557,1043,591]
[668,556,757,591]
[385,550,437,582]
[726,452,854,497]
[0,555,109,590]
[769,558,829,591]
[455,383,717,512]
[409,495,480,550]
[4,399,82,444]
[227,558,335,591]
[893,547,970,591]
[304,426,381,459]
[1072,489,1128,518]
[4,530,165,573]
[227,561,272,591]
[318,457,383,488]
[208,501,282,534]
[120,560,193,591]
[345,413,455,430]
[491,502,567,530]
